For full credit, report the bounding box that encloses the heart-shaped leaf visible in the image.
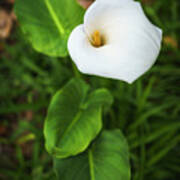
[54,130,131,180]
[15,0,85,57]
[44,78,113,158]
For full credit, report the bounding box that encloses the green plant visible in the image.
[3,0,178,179]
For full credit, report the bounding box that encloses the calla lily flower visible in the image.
[68,0,162,83]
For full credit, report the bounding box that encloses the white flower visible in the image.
[68,0,162,83]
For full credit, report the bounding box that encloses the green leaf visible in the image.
[54,130,131,180]
[44,78,113,158]
[15,0,85,57]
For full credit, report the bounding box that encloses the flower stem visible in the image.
[72,62,81,78]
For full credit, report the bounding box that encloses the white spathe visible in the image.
[68,0,162,83]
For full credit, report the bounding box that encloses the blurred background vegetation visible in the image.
[0,0,180,179]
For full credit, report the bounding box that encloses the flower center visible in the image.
[91,30,103,47]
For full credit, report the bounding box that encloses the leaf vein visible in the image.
[88,149,95,180]
[44,0,65,35]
